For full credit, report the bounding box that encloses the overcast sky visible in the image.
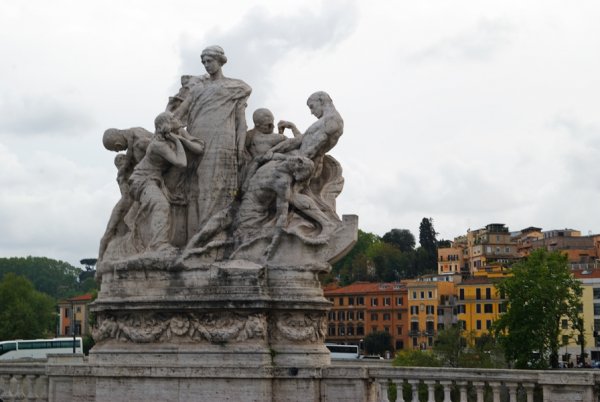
[1,0,599,267]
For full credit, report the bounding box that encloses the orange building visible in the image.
[57,293,94,337]
[324,282,408,351]
[437,246,464,275]
[406,276,456,350]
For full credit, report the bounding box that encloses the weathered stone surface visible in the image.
[88,44,357,401]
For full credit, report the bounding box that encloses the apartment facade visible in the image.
[406,275,456,350]
[57,293,94,337]
[324,282,408,351]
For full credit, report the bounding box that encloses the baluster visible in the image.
[379,380,390,402]
[0,375,11,400]
[24,375,37,401]
[408,380,420,402]
[457,381,469,402]
[488,381,502,402]
[506,383,518,402]
[439,381,452,402]
[424,380,436,402]
[392,380,405,402]
[522,383,536,402]
[473,381,486,402]
[35,375,48,402]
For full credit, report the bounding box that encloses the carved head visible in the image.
[154,111,177,136]
[252,108,275,134]
[103,129,128,152]
[201,46,227,74]
[288,156,314,182]
[306,91,332,119]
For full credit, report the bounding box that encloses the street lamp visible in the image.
[71,299,76,353]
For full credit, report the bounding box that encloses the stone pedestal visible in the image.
[88,217,358,400]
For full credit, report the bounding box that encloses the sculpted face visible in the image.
[201,55,221,75]
[307,97,324,119]
[255,111,274,134]
[103,129,127,152]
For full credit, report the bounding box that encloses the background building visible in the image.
[57,293,94,337]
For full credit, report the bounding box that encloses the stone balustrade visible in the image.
[1,358,599,401]
[0,362,48,402]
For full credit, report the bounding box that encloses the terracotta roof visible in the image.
[458,277,497,285]
[573,269,600,279]
[324,281,406,295]
[58,293,94,303]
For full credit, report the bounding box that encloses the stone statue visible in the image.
[127,112,203,254]
[170,45,252,243]
[92,47,358,394]
[98,127,152,260]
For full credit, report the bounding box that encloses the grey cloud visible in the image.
[409,18,514,63]
[0,95,94,136]
[177,1,358,106]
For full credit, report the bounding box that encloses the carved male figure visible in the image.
[128,112,202,253]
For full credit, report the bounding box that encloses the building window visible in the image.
[485,288,491,299]
[484,304,493,313]
[348,311,354,321]
[384,326,390,333]
[76,306,82,313]
[459,289,464,300]
[412,337,418,347]
[348,297,354,305]
[499,303,507,313]
[371,298,378,306]
[425,305,434,315]
[425,321,434,334]
[594,288,600,300]
[476,320,482,330]
[383,313,391,321]
[328,325,336,336]
[64,308,70,318]
[397,312,402,320]
[396,297,403,306]
[384,297,391,306]
[476,304,481,314]
[410,321,419,332]
[420,291,425,299]
[357,297,365,305]
[562,319,569,329]
[410,306,419,315]
[397,326,403,335]
[347,325,354,336]
[594,303,600,315]
[476,288,481,300]
[437,308,444,316]
[412,291,417,299]
[339,326,345,336]
[428,291,433,299]
[371,313,378,321]
[371,326,378,334]
[486,320,492,330]
[328,312,335,321]
[338,311,345,321]
[357,325,364,336]
[339,297,344,306]
[357,311,364,320]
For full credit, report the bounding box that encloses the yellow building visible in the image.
[455,274,507,341]
[406,276,456,350]
[559,269,600,365]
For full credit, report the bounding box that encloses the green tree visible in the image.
[417,218,438,275]
[0,273,56,341]
[433,326,465,367]
[494,249,582,369]
[0,256,83,299]
[393,349,441,367]
[382,229,415,252]
[369,242,404,282]
[364,331,392,356]
[328,230,380,285]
